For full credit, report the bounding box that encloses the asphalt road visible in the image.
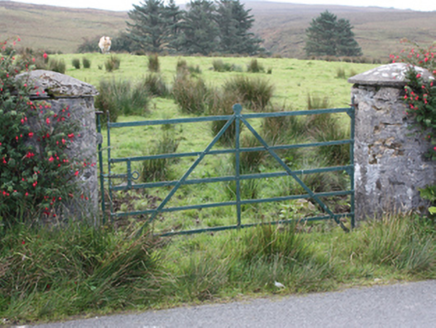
[28,280,436,328]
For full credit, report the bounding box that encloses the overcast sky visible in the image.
[10,0,436,12]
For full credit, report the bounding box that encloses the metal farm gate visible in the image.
[97,103,355,236]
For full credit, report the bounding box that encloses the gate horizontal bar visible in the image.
[110,165,353,190]
[108,107,351,129]
[109,139,352,164]
[158,213,353,237]
[111,190,353,217]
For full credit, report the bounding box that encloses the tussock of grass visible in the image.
[223,75,274,111]
[0,222,162,323]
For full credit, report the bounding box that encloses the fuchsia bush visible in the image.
[0,38,86,224]
[391,39,436,160]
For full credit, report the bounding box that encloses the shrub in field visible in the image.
[246,58,264,73]
[47,58,66,74]
[95,79,150,121]
[307,93,330,110]
[223,75,274,111]
[72,58,81,69]
[148,53,160,72]
[105,55,121,72]
[336,67,346,79]
[142,73,169,98]
[82,57,91,69]
[236,133,267,173]
[207,88,240,145]
[212,59,233,72]
[172,72,209,115]
[0,38,85,224]
[176,59,201,75]
[141,130,179,182]
[262,106,306,144]
[0,222,163,321]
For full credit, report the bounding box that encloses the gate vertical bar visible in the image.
[96,112,106,224]
[233,104,242,227]
[107,116,114,222]
[350,99,356,229]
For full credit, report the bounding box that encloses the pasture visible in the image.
[56,53,378,233]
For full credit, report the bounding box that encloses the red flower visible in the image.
[29,132,34,138]
[46,118,50,125]
[43,53,48,59]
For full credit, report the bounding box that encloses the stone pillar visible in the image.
[17,70,99,222]
[348,63,435,220]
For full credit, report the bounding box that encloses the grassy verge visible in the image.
[1,214,435,324]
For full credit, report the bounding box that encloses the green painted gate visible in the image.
[97,103,355,236]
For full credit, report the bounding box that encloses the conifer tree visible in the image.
[177,0,219,55]
[216,0,262,55]
[305,10,361,57]
[127,0,169,53]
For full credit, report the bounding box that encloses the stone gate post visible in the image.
[17,70,99,223]
[348,63,435,220]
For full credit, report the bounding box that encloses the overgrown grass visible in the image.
[2,214,433,324]
[141,129,180,182]
[105,55,121,72]
[94,78,150,121]
[47,58,66,74]
[172,71,209,115]
[71,57,81,69]
[223,75,274,111]
[148,53,160,72]
[0,221,163,323]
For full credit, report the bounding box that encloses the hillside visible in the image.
[1,0,436,59]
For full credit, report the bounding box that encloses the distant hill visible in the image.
[1,0,436,59]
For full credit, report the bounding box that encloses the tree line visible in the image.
[125,0,263,56]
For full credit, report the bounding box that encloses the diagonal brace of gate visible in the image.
[135,115,237,237]
[238,106,350,232]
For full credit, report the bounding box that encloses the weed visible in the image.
[336,67,346,79]
[47,58,66,74]
[223,75,274,111]
[82,57,91,68]
[142,73,170,98]
[148,53,160,72]
[172,72,209,115]
[72,58,81,69]
[105,55,121,72]
[141,130,180,182]
[247,59,264,73]
[212,59,233,72]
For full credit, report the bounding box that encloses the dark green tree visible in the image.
[127,0,169,53]
[305,11,361,57]
[162,0,183,53]
[215,0,262,55]
[177,0,219,55]
[335,18,362,56]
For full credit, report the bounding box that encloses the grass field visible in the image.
[54,53,378,234]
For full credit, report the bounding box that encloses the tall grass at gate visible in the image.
[141,128,180,182]
[142,73,170,98]
[1,214,435,322]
